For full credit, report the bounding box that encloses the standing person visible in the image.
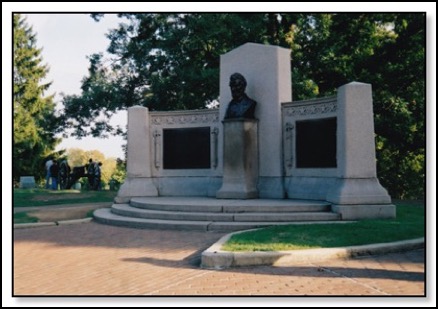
[45,158,53,189]
[94,162,103,190]
[87,159,94,190]
[49,160,59,190]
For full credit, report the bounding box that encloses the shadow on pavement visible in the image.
[121,249,424,283]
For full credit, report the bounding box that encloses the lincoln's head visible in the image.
[229,73,247,101]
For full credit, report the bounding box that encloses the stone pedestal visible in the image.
[216,119,258,199]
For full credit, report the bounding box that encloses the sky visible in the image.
[25,13,126,159]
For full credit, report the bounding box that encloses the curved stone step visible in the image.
[111,204,234,222]
[130,197,331,213]
[94,208,342,232]
[111,204,340,222]
[94,208,210,231]
[234,212,340,222]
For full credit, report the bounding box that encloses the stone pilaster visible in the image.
[327,82,394,219]
[115,106,158,203]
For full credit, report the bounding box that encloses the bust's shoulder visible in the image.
[243,95,257,105]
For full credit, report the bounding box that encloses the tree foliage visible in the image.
[61,13,278,137]
[61,13,425,198]
[110,158,127,186]
[371,14,425,199]
[13,14,61,182]
[289,14,425,199]
[65,148,118,185]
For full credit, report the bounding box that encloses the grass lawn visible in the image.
[13,188,117,208]
[13,212,39,224]
[222,202,425,252]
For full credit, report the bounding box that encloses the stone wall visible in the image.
[149,109,221,196]
[281,83,394,219]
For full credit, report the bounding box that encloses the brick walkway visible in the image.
[13,222,425,296]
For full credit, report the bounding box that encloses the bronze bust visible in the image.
[224,73,257,119]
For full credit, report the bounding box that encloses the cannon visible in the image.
[58,161,87,190]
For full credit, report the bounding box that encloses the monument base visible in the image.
[258,176,285,199]
[216,183,258,199]
[326,178,395,219]
[332,204,396,220]
[286,176,337,201]
[114,177,158,203]
[326,178,392,205]
[216,119,258,200]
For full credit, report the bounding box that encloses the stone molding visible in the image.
[282,96,337,117]
[150,109,219,126]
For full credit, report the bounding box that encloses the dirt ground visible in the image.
[31,192,95,201]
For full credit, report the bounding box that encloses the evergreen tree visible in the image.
[13,14,60,183]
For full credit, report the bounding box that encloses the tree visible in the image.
[371,14,425,199]
[61,13,425,199]
[110,158,126,186]
[101,157,117,186]
[65,148,118,186]
[13,14,61,182]
[61,13,275,137]
[288,14,425,198]
[65,147,88,167]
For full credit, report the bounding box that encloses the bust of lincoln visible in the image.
[224,73,257,119]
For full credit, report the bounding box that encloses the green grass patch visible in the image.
[14,212,39,224]
[222,203,424,252]
[86,209,95,218]
[13,188,117,207]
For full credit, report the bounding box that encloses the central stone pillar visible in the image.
[218,43,291,198]
[216,119,258,199]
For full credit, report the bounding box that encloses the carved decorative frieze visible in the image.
[282,97,337,117]
[150,110,219,126]
[283,101,337,117]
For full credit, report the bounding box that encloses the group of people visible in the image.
[45,158,102,190]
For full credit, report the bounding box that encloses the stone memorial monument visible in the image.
[104,42,395,229]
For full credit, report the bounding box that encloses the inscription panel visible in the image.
[163,127,211,169]
[296,117,337,168]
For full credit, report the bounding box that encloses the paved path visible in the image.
[13,222,425,296]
